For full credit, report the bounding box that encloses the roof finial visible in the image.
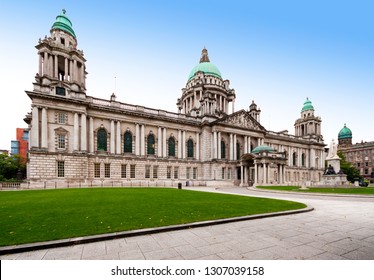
[62,9,66,14]
[200,47,210,63]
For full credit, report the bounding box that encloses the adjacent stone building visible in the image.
[24,10,326,188]
[338,124,374,181]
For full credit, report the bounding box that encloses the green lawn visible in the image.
[0,188,306,246]
[257,185,374,195]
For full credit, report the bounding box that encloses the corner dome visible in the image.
[301,98,314,112]
[338,124,352,139]
[188,48,222,81]
[251,145,275,154]
[51,9,76,38]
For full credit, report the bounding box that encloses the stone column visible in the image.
[229,134,233,160]
[54,55,58,78]
[135,124,140,156]
[64,57,68,81]
[217,132,221,159]
[240,165,244,186]
[232,100,235,114]
[140,125,145,156]
[244,136,247,154]
[73,60,77,82]
[69,60,73,81]
[81,114,87,152]
[116,121,121,154]
[89,117,94,153]
[254,163,258,185]
[248,137,251,153]
[267,163,270,184]
[31,109,41,150]
[196,132,200,160]
[182,130,186,159]
[213,131,217,159]
[263,163,267,184]
[41,108,48,149]
[233,134,237,160]
[158,127,162,157]
[178,130,182,159]
[163,128,167,158]
[43,52,48,76]
[73,113,79,151]
[39,54,43,76]
[244,166,248,186]
[110,120,115,154]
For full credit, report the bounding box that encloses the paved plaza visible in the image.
[1,187,374,260]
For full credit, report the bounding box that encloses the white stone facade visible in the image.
[24,11,325,188]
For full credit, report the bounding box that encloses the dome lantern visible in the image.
[188,48,222,81]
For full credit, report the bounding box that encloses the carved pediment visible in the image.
[215,110,266,131]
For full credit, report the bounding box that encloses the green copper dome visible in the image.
[188,62,222,80]
[338,124,352,139]
[301,98,314,112]
[251,145,275,154]
[51,9,76,38]
[188,48,222,81]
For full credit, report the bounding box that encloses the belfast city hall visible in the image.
[24,10,326,188]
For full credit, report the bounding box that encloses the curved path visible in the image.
[1,187,374,260]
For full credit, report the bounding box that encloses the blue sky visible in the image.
[0,0,373,150]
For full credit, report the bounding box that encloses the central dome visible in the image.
[188,48,222,81]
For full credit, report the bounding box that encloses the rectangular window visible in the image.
[121,164,127,179]
[145,165,150,179]
[193,167,197,179]
[105,164,110,178]
[222,167,225,179]
[186,167,191,180]
[358,163,361,167]
[153,166,158,179]
[58,113,66,124]
[167,166,172,179]
[56,87,66,96]
[94,163,100,178]
[227,168,232,179]
[57,161,65,177]
[58,134,66,149]
[174,167,179,179]
[130,165,136,179]
[365,169,369,175]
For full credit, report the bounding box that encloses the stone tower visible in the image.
[294,98,323,141]
[33,9,87,100]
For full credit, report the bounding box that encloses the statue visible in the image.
[324,164,336,175]
[327,139,338,159]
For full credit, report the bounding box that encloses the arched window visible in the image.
[221,140,226,159]
[168,137,175,157]
[293,152,297,166]
[124,131,132,153]
[147,134,155,155]
[187,139,194,158]
[97,128,107,151]
[236,142,240,160]
[302,153,305,167]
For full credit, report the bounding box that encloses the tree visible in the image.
[338,151,362,183]
[0,154,26,181]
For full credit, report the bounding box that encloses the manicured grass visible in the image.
[0,188,306,246]
[257,185,374,194]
